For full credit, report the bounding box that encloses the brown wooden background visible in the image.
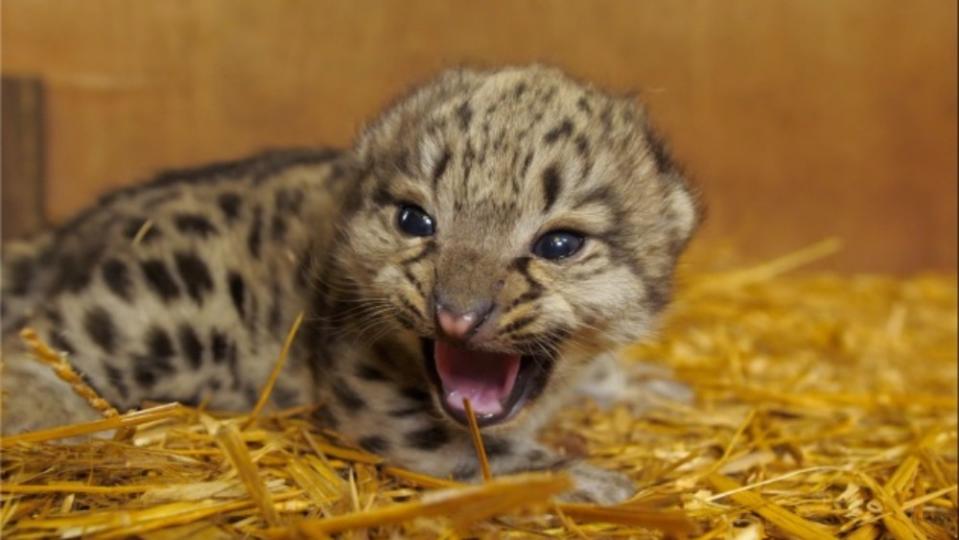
[2,0,956,273]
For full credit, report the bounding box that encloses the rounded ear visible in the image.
[628,103,702,249]
[664,177,702,248]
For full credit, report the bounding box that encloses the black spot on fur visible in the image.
[388,406,428,417]
[514,82,528,98]
[133,327,176,389]
[271,214,287,241]
[174,213,218,237]
[431,149,451,187]
[174,252,214,304]
[49,330,76,355]
[332,378,366,410]
[405,425,450,450]
[541,164,562,213]
[575,134,590,157]
[133,364,157,389]
[312,406,339,429]
[8,258,32,296]
[543,118,574,144]
[210,330,230,364]
[147,327,175,358]
[356,363,388,382]
[247,206,263,258]
[217,192,242,222]
[140,259,180,301]
[103,362,130,401]
[482,436,512,457]
[400,386,431,403]
[371,184,396,208]
[577,96,593,114]
[51,248,101,293]
[178,324,203,369]
[456,101,473,131]
[101,259,132,301]
[274,188,303,215]
[358,435,390,453]
[462,142,475,183]
[84,307,116,354]
[228,271,246,319]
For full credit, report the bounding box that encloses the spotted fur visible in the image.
[1,66,698,504]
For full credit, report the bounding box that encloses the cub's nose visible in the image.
[434,296,494,340]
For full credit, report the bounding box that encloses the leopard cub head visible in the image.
[332,65,698,430]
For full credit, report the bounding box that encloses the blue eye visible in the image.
[532,230,585,260]
[397,204,435,237]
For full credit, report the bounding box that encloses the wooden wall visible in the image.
[2,0,956,273]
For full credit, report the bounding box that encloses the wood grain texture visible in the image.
[2,0,956,272]
[1,77,46,240]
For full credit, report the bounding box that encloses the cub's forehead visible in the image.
[414,69,631,206]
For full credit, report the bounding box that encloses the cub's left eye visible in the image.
[532,230,585,260]
[396,204,436,237]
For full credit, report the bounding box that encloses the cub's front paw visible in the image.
[561,462,636,505]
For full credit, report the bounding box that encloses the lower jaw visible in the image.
[420,338,555,428]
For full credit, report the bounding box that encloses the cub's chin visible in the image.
[420,338,556,428]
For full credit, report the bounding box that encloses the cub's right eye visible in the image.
[396,204,435,237]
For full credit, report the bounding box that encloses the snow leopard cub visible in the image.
[1,65,698,503]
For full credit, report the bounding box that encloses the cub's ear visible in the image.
[634,106,702,249]
[664,177,702,248]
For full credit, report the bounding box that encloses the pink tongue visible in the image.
[434,341,521,416]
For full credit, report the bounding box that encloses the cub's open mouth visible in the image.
[421,338,555,427]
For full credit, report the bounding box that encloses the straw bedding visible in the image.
[1,241,956,539]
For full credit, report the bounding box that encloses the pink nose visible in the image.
[437,308,478,339]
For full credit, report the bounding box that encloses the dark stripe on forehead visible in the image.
[431,148,451,188]
[541,164,562,213]
[372,181,398,207]
[514,82,527,98]
[520,151,534,180]
[456,101,473,131]
[462,142,475,184]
